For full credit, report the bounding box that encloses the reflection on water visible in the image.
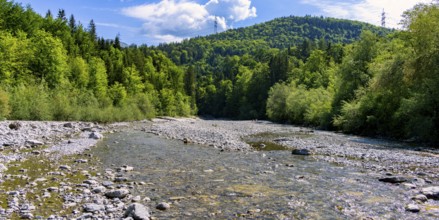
[91,131,433,219]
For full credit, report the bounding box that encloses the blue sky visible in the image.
[15,0,433,45]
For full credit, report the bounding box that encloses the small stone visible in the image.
[421,186,439,200]
[83,203,105,213]
[405,204,420,213]
[156,202,170,211]
[59,165,71,171]
[0,163,7,172]
[31,151,41,155]
[403,183,417,189]
[132,196,142,202]
[124,203,150,220]
[292,149,311,156]
[20,212,33,219]
[412,194,428,203]
[105,189,130,199]
[89,132,103,140]
[102,181,113,187]
[47,187,59,192]
[83,179,99,185]
[285,164,294,167]
[92,186,106,194]
[75,159,88,163]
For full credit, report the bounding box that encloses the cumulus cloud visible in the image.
[121,0,256,43]
[301,0,432,28]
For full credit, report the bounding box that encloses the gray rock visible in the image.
[156,202,170,211]
[89,132,104,140]
[105,189,130,199]
[412,194,428,202]
[92,186,106,194]
[83,203,105,213]
[83,179,99,185]
[0,163,7,172]
[292,149,311,156]
[59,165,71,171]
[405,204,420,212]
[132,196,142,202]
[25,140,44,147]
[102,181,113,187]
[19,212,33,219]
[379,176,409,184]
[124,203,150,220]
[421,186,439,200]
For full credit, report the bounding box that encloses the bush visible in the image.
[10,83,52,120]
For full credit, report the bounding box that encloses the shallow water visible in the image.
[91,131,437,219]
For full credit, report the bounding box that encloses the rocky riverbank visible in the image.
[1,118,438,219]
[0,120,154,219]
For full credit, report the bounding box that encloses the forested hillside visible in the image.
[0,0,194,122]
[1,0,438,143]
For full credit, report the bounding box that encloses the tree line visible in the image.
[0,0,194,122]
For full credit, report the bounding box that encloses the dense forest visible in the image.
[0,0,438,143]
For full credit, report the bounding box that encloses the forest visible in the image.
[0,0,438,143]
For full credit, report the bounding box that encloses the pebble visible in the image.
[124,203,150,220]
[412,194,428,202]
[292,149,311,156]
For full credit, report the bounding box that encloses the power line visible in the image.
[381,9,386,28]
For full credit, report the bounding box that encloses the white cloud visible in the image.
[121,0,256,43]
[301,0,432,28]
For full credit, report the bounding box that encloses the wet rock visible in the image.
[412,194,428,203]
[405,204,420,212]
[378,176,409,184]
[292,149,311,156]
[83,203,105,213]
[124,203,150,220]
[105,189,130,199]
[89,132,104,140]
[421,186,439,200]
[156,202,170,211]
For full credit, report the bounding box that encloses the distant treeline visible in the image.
[1,0,438,143]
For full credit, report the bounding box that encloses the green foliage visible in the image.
[0,88,10,119]
[10,83,52,120]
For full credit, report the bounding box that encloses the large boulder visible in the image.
[105,188,130,199]
[124,203,150,220]
[421,186,439,200]
[83,203,105,213]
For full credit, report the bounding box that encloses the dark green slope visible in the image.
[206,15,391,48]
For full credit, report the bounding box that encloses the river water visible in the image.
[91,130,437,219]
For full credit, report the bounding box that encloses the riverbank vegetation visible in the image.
[0,0,438,143]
